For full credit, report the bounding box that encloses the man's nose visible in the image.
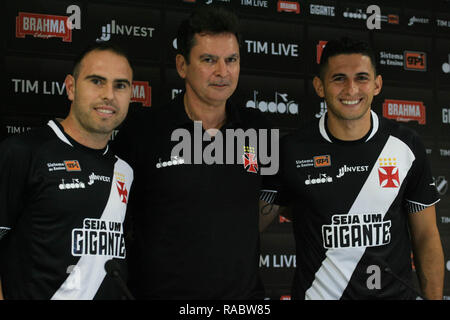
[344,79,358,96]
[214,59,227,77]
[102,82,115,101]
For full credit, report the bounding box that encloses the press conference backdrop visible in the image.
[1,0,449,300]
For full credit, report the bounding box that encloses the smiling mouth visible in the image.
[340,98,363,106]
[94,106,116,116]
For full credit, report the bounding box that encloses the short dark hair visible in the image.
[176,6,241,63]
[72,42,134,79]
[318,37,377,79]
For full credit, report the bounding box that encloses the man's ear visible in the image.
[373,74,383,96]
[313,76,325,98]
[65,74,76,102]
[176,54,187,79]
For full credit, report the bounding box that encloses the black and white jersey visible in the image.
[0,120,133,300]
[277,111,439,300]
[113,94,271,299]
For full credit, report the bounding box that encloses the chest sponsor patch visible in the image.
[322,213,392,249]
[71,218,125,258]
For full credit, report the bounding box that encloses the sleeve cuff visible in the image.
[405,199,440,214]
[260,189,278,204]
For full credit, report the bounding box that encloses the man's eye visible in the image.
[91,79,103,85]
[203,57,215,63]
[115,83,127,89]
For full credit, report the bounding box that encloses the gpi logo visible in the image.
[378,157,400,188]
[64,160,81,172]
[313,155,331,168]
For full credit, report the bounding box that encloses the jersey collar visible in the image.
[319,110,379,143]
[47,120,110,155]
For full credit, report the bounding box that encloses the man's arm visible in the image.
[408,205,444,300]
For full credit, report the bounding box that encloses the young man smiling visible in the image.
[267,37,444,300]
[0,42,134,299]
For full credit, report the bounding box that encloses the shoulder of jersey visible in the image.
[236,106,273,129]
[1,125,55,152]
[282,119,320,144]
[379,116,421,142]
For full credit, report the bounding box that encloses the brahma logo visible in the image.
[313,155,331,168]
[131,81,151,107]
[114,172,128,204]
[16,12,72,42]
[378,157,399,188]
[404,51,427,71]
[243,146,258,174]
[277,1,300,14]
[383,99,426,125]
[64,160,81,172]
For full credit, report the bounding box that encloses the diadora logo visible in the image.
[64,160,81,172]
[132,81,151,107]
[114,172,128,204]
[305,173,333,185]
[156,156,185,169]
[243,146,258,174]
[59,178,85,190]
[378,158,400,188]
[246,91,299,115]
[404,51,427,71]
[342,7,367,20]
[277,1,300,14]
[313,155,331,168]
[96,19,155,42]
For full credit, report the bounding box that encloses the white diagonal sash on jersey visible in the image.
[305,136,415,300]
[51,157,133,300]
